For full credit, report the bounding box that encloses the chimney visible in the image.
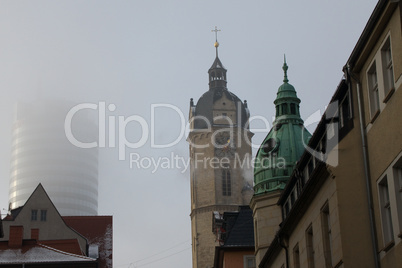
[31,228,39,241]
[9,226,24,248]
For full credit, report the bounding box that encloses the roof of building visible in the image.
[2,184,89,254]
[213,206,255,268]
[190,44,250,129]
[193,87,249,129]
[221,206,254,247]
[0,240,96,264]
[63,216,113,268]
[3,206,23,221]
[40,239,83,256]
[63,216,112,247]
[254,60,311,195]
[344,0,394,71]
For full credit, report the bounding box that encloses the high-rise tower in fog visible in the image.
[9,100,98,216]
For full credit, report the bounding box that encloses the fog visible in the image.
[0,1,377,267]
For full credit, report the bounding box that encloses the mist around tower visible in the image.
[63,99,340,172]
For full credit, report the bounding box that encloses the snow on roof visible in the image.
[0,243,96,264]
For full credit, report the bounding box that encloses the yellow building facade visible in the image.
[256,1,402,267]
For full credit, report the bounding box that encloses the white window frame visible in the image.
[367,61,380,119]
[243,255,256,268]
[366,33,396,123]
[321,202,333,268]
[293,243,300,268]
[306,224,315,268]
[392,158,402,237]
[381,37,394,100]
[377,153,402,251]
[378,176,394,246]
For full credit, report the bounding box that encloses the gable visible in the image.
[0,184,88,254]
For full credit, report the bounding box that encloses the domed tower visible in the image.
[187,37,253,268]
[250,58,311,264]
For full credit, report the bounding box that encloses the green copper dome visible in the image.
[254,58,311,195]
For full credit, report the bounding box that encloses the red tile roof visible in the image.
[40,239,83,256]
[63,216,112,268]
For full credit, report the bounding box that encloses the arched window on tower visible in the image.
[222,168,231,196]
[282,104,288,115]
[290,103,296,115]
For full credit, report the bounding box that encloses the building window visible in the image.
[308,160,314,178]
[291,189,296,205]
[381,37,394,99]
[31,210,38,221]
[284,201,290,217]
[293,243,300,268]
[339,94,350,128]
[243,255,256,268]
[367,62,380,119]
[321,134,327,154]
[222,169,231,196]
[321,203,332,268]
[282,104,288,115]
[304,167,309,183]
[290,103,296,115]
[306,225,315,268]
[378,176,394,245]
[40,210,47,222]
[393,164,402,235]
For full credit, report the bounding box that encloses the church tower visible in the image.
[188,32,253,268]
[251,58,311,264]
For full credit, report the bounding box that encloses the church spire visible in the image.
[283,54,289,83]
[273,57,303,125]
[253,57,311,195]
[208,26,227,90]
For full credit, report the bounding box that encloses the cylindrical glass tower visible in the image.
[9,100,98,216]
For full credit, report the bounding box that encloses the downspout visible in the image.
[278,232,289,268]
[345,65,380,268]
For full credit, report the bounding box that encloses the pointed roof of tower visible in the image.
[274,56,299,107]
[209,56,226,71]
[190,31,250,129]
[253,59,311,195]
[273,56,303,125]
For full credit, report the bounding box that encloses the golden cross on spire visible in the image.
[212,26,221,42]
[212,26,221,57]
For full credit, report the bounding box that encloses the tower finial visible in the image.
[212,26,221,57]
[283,54,289,83]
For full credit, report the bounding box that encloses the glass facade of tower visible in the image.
[9,100,98,216]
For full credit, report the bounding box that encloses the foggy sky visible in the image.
[0,1,378,267]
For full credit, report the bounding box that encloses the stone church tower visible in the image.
[187,39,253,268]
